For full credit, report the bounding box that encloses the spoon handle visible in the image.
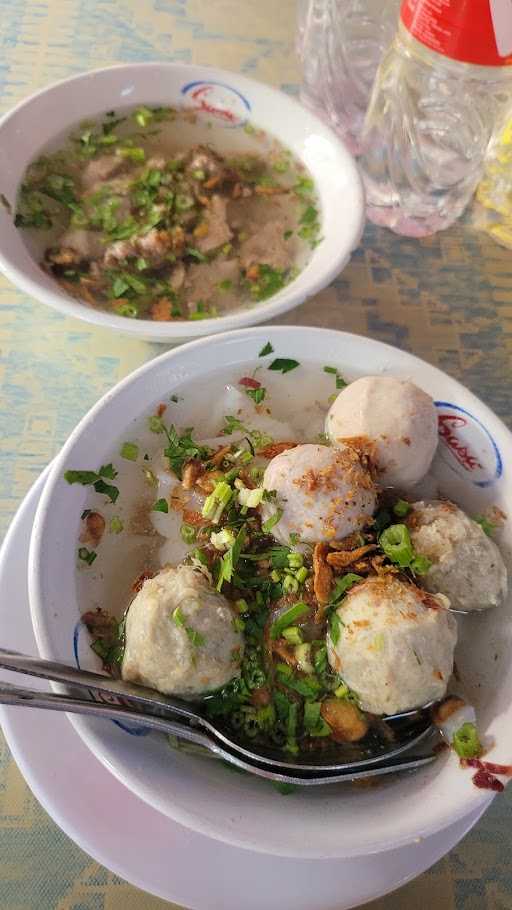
[0,647,198,722]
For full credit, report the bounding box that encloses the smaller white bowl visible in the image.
[0,62,364,343]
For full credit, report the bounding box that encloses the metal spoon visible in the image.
[0,648,435,774]
[0,680,439,785]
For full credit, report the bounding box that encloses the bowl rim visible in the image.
[28,325,509,857]
[0,61,365,341]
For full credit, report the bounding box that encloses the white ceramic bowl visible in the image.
[29,326,512,859]
[0,62,364,343]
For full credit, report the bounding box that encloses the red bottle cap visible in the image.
[401,0,512,66]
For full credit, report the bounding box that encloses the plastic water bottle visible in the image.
[360,0,512,237]
[298,0,401,155]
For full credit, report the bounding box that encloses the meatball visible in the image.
[261,443,376,545]
[122,565,243,697]
[325,376,438,488]
[326,576,457,715]
[406,500,508,612]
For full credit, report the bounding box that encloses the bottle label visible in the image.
[401,0,512,66]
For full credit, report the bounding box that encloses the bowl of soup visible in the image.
[29,326,512,858]
[0,63,364,342]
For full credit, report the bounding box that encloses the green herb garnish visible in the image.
[258,341,274,357]
[110,516,124,534]
[474,515,497,537]
[64,464,119,503]
[393,499,412,518]
[246,387,266,405]
[262,508,283,533]
[452,722,482,759]
[268,358,300,374]
[120,442,139,461]
[78,547,97,566]
[323,365,347,389]
[153,498,169,513]
[270,601,309,640]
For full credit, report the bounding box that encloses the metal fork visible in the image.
[0,648,441,784]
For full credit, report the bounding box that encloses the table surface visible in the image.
[1,1,512,908]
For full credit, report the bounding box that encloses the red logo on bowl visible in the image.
[435,402,502,488]
[181,80,251,127]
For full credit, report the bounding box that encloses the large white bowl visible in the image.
[28,326,512,859]
[0,62,364,343]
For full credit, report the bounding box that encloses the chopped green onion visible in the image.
[175,194,195,212]
[110,516,124,534]
[186,627,205,647]
[191,168,206,181]
[262,508,283,533]
[410,554,432,576]
[293,176,314,198]
[236,484,264,509]
[259,341,274,357]
[282,573,299,594]
[210,528,236,551]
[235,598,249,614]
[148,415,165,433]
[143,468,158,487]
[202,480,233,524]
[193,547,209,565]
[452,722,482,759]
[117,145,145,162]
[329,610,343,647]
[134,106,154,127]
[474,515,497,537]
[303,701,331,736]
[216,525,246,591]
[268,358,300,374]
[270,601,309,639]
[334,682,349,699]
[394,499,412,518]
[330,573,363,604]
[287,552,303,570]
[272,782,298,795]
[218,278,233,291]
[120,442,139,461]
[295,566,308,584]
[232,616,245,633]
[153,498,169,513]
[278,671,320,699]
[78,547,97,566]
[116,302,139,318]
[186,246,208,262]
[172,606,185,627]
[294,642,314,674]
[379,523,414,568]
[246,387,266,405]
[180,523,197,544]
[282,626,303,645]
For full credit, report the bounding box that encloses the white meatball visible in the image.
[407,500,508,612]
[261,443,376,545]
[325,376,438,488]
[122,565,243,697]
[327,576,457,715]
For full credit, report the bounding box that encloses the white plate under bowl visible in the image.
[28,326,512,859]
[0,467,488,910]
[0,62,363,342]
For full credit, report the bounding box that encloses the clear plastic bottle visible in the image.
[298,0,401,155]
[360,0,512,237]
